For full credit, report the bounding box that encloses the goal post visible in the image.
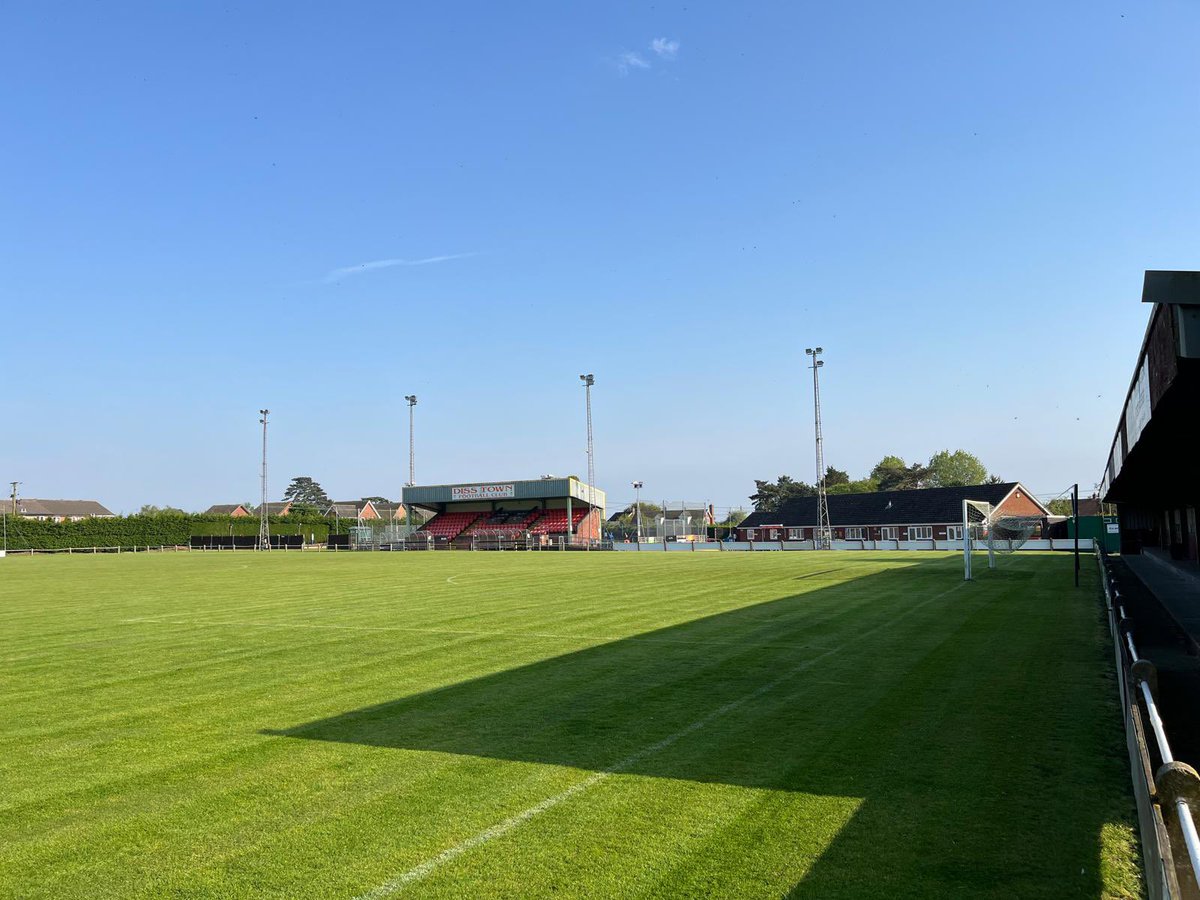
[963,499,994,581]
[963,499,1043,580]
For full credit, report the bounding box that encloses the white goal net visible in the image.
[963,499,1040,580]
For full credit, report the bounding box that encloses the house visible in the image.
[16,499,115,522]
[322,500,413,522]
[205,504,251,517]
[656,504,715,540]
[252,501,293,517]
[372,502,409,521]
[736,482,1048,543]
[324,500,380,521]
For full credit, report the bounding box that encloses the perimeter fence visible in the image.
[1098,548,1200,900]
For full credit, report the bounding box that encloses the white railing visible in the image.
[1100,550,1200,898]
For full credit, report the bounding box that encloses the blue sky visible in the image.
[2,1,1197,514]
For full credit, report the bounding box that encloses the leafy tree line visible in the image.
[282,477,396,509]
[751,450,999,513]
[1045,497,1115,518]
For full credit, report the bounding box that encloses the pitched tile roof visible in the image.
[18,499,115,517]
[740,482,1035,528]
[205,504,248,515]
[251,502,293,515]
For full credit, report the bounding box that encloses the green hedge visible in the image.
[189,518,330,542]
[0,514,330,550]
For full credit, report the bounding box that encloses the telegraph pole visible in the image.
[258,409,270,551]
[405,395,417,486]
[4,481,17,554]
[580,374,595,547]
[633,480,643,545]
[1073,482,1080,587]
[805,348,832,550]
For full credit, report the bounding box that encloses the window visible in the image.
[907,526,933,541]
[844,527,864,540]
[880,527,898,540]
[946,525,963,541]
[769,529,780,540]
[787,528,802,540]
[745,529,755,541]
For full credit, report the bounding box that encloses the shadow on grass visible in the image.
[266,557,1127,897]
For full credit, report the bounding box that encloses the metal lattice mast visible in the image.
[805,348,832,550]
[580,374,595,545]
[258,409,270,551]
[404,395,417,486]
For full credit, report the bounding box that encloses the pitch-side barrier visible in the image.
[1099,549,1200,900]
[0,545,328,555]
[611,538,1094,552]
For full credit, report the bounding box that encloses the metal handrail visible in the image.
[1102,552,1200,892]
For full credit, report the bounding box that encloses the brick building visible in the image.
[736,482,1047,543]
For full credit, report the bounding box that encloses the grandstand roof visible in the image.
[739,482,1044,528]
[403,477,605,510]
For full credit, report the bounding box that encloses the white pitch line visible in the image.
[353,581,966,898]
[445,575,462,585]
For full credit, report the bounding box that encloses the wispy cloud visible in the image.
[615,50,650,75]
[322,253,475,283]
[651,38,679,60]
[612,39,679,76]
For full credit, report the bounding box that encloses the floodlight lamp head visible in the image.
[580,374,594,386]
[633,480,643,489]
[405,395,417,406]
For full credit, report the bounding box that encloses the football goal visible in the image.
[963,499,1041,580]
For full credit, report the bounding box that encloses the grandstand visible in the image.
[401,477,606,547]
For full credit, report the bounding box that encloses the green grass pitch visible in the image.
[0,551,1140,898]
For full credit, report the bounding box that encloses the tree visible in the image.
[824,466,850,487]
[927,450,988,487]
[1047,498,1074,517]
[137,504,185,516]
[615,502,662,524]
[749,476,815,513]
[826,477,878,495]
[870,456,909,491]
[722,508,749,526]
[901,462,933,489]
[282,477,330,506]
[361,496,389,504]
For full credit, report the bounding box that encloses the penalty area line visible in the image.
[353,581,966,898]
